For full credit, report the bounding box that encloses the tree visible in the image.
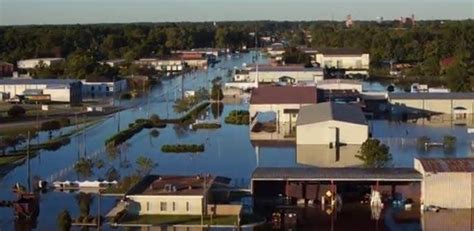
[445,60,470,92]
[105,166,121,181]
[211,84,223,101]
[356,139,392,168]
[135,155,157,175]
[75,192,93,216]
[57,209,72,231]
[8,105,26,118]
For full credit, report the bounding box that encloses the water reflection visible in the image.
[297,145,363,167]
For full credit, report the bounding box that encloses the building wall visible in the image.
[296,120,368,145]
[128,195,204,215]
[82,80,127,95]
[296,144,363,167]
[249,103,312,123]
[420,172,473,209]
[248,71,324,83]
[315,54,370,70]
[17,58,64,69]
[390,98,474,115]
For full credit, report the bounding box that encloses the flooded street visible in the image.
[1,52,473,230]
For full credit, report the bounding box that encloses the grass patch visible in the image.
[0,155,25,166]
[161,144,205,153]
[224,110,249,125]
[192,123,221,130]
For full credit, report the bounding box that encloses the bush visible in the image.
[150,114,161,124]
[192,123,221,130]
[161,144,205,153]
[8,105,26,118]
[224,110,250,125]
[443,135,457,150]
[150,129,160,138]
[41,120,62,132]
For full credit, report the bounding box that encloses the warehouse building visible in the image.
[247,65,324,83]
[17,58,64,69]
[315,48,369,76]
[389,92,474,120]
[0,79,82,104]
[81,79,127,97]
[415,158,474,209]
[296,102,368,145]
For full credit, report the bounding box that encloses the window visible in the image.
[146,202,150,211]
[186,202,190,212]
[172,202,176,211]
[160,202,167,211]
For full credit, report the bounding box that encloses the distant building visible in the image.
[247,64,324,84]
[17,58,64,69]
[388,92,474,119]
[81,78,127,97]
[267,43,286,61]
[296,102,368,145]
[0,61,14,77]
[316,79,363,92]
[135,58,185,72]
[99,59,126,68]
[233,69,250,82]
[415,158,474,209]
[315,48,370,76]
[0,78,82,104]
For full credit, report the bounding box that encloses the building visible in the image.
[233,69,250,82]
[135,58,185,72]
[17,58,64,69]
[81,79,127,97]
[296,102,368,145]
[0,79,82,103]
[267,43,286,61]
[315,48,369,76]
[415,158,474,209]
[126,175,214,215]
[316,79,363,92]
[0,61,14,77]
[388,92,474,120]
[248,65,324,83]
[99,59,126,68]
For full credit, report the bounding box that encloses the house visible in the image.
[388,92,474,120]
[126,175,215,215]
[0,78,82,104]
[248,64,324,83]
[415,158,474,209]
[17,58,64,69]
[81,77,127,97]
[135,58,185,72]
[296,102,368,145]
[315,48,369,76]
[0,61,14,77]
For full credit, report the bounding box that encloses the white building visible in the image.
[17,58,65,69]
[248,65,324,83]
[296,102,368,145]
[81,79,127,97]
[0,79,82,103]
[316,79,363,92]
[415,158,474,209]
[135,58,185,72]
[315,48,369,75]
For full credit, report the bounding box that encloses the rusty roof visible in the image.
[417,158,474,173]
[250,86,317,105]
[127,175,215,196]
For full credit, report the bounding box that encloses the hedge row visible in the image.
[224,110,250,125]
[105,119,166,147]
[192,123,221,130]
[161,144,205,153]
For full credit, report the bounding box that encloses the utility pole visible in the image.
[26,131,31,192]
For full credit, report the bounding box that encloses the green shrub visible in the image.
[443,135,457,150]
[192,123,221,130]
[225,110,250,125]
[8,105,26,118]
[161,144,205,153]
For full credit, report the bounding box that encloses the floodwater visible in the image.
[0,52,473,230]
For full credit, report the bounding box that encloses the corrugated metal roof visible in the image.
[296,102,367,126]
[389,92,474,100]
[0,79,80,85]
[252,167,422,181]
[417,158,474,173]
[250,86,317,105]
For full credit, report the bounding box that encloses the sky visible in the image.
[0,0,473,25]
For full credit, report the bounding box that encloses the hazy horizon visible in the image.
[1,0,473,26]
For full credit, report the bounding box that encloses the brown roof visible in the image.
[127,175,215,196]
[418,158,474,173]
[250,86,317,104]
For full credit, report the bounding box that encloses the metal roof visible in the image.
[317,48,366,55]
[252,167,422,182]
[389,92,474,100]
[0,79,80,86]
[417,158,474,173]
[296,102,367,126]
[250,65,323,72]
[250,86,318,105]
